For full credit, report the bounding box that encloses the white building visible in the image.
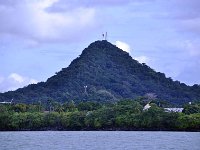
[164,108,183,113]
[0,99,13,104]
[143,103,151,111]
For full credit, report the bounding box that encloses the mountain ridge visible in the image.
[0,40,200,104]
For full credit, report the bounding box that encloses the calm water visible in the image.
[0,131,199,150]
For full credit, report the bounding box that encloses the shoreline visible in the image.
[1,128,200,132]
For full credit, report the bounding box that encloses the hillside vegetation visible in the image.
[0,40,200,104]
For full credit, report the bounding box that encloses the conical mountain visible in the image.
[1,40,200,104]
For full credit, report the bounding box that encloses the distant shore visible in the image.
[1,100,200,132]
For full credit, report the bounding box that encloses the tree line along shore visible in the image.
[0,99,200,131]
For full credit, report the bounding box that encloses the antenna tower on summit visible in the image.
[102,32,107,41]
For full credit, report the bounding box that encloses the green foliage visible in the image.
[161,112,180,129]
[9,113,28,130]
[77,101,101,111]
[14,103,27,112]
[183,103,200,114]
[0,100,200,131]
[60,113,70,128]
[115,100,143,114]
[68,112,86,129]
[139,104,165,128]
[0,111,12,130]
[177,113,200,130]
[85,107,115,128]
[26,113,45,129]
[44,112,60,128]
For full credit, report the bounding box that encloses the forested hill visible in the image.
[0,40,200,104]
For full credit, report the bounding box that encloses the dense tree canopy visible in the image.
[0,100,199,131]
[0,40,200,105]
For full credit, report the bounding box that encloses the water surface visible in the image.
[0,131,199,150]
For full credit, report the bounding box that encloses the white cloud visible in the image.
[134,56,150,64]
[29,79,38,84]
[8,73,24,83]
[115,41,150,64]
[115,41,131,53]
[0,0,96,44]
[0,73,38,92]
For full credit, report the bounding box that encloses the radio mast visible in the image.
[105,32,107,40]
[102,32,107,41]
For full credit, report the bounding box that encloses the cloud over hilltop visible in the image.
[0,73,37,93]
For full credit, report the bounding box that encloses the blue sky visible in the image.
[0,0,200,92]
